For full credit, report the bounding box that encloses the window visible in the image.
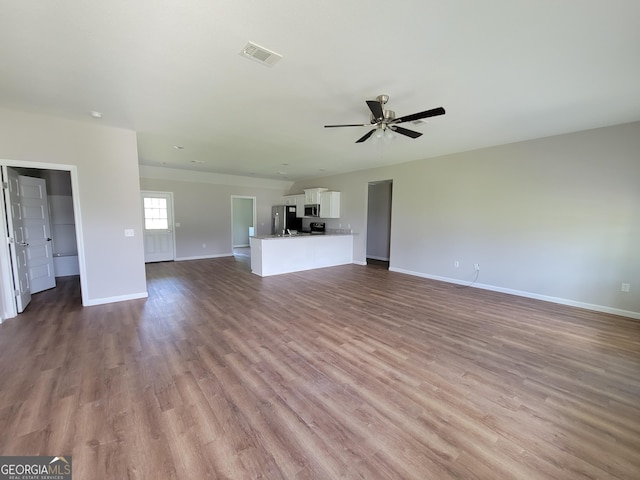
[143,197,168,230]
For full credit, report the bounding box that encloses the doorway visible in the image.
[366,180,393,268]
[231,196,256,257]
[0,161,84,320]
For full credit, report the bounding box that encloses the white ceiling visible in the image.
[1,1,639,181]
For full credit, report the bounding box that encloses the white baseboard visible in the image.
[367,255,390,261]
[353,260,367,266]
[176,253,234,261]
[389,267,640,320]
[84,291,148,307]
[233,244,250,248]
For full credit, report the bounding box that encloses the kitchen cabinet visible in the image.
[304,188,328,204]
[319,191,340,218]
[282,194,305,218]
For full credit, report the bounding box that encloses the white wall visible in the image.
[139,166,291,260]
[291,121,640,318]
[0,108,147,310]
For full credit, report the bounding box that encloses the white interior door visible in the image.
[2,167,31,312]
[141,191,175,263]
[20,175,56,293]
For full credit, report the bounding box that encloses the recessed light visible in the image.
[89,111,102,119]
[173,145,185,150]
[190,160,204,164]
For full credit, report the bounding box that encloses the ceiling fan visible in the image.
[324,94,445,143]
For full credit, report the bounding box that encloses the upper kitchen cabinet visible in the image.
[282,194,305,217]
[304,188,328,204]
[282,194,299,205]
[319,191,340,218]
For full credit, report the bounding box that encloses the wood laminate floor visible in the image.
[0,257,639,479]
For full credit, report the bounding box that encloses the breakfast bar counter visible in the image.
[249,233,354,277]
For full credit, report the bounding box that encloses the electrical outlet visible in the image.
[202,243,206,249]
[474,263,480,271]
[621,283,631,293]
[454,260,459,268]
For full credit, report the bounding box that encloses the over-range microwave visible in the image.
[304,204,320,217]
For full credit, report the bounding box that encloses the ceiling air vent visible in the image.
[241,41,283,67]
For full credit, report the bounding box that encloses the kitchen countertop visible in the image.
[251,232,354,240]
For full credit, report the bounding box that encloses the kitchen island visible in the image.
[249,233,353,277]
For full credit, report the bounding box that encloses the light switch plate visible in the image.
[124,229,135,237]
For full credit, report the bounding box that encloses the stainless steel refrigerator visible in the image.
[271,205,300,235]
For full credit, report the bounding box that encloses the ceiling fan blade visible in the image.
[356,129,376,143]
[366,100,384,121]
[324,123,370,128]
[393,107,446,124]
[391,125,423,139]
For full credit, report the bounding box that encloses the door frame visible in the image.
[230,195,256,249]
[0,159,86,321]
[365,179,393,265]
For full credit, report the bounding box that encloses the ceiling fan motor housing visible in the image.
[370,110,395,124]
